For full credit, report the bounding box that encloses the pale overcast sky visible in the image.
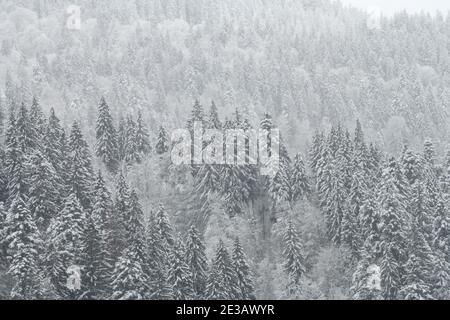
[339,0,450,16]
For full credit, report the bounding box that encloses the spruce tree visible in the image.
[146,214,171,299]
[282,221,306,291]
[29,97,46,140]
[232,237,255,300]
[124,190,149,275]
[155,204,175,246]
[207,101,222,130]
[187,100,205,133]
[15,102,37,154]
[112,172,131,258]
[290,153,310,203]
[399,217,434,300]
[91,171,115,297]
[27,151,62,229]
[185,226,208,298]
[95,97,119,173]
[4,112,28,204]
[168,238,194,300]
[68,121,94,210]
[124,116,140,165]
[378,158,409,300]
[111,246,149,300]
[206,240,238,300]
[155,125,170,155]
[43,108,65,178]
[5,195,43,299]
[135,110,152,156]
[46,193,87,298]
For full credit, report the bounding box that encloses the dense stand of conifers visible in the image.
[1,97,450,300]
[0,97,258,300]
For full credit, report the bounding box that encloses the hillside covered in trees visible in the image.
[0,0,450,300]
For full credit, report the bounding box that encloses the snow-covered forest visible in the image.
[0,0,450,300]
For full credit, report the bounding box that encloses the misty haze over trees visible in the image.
[0,0,450,300]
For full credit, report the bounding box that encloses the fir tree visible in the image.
[232,237,255,300]
[185,226,208,298]
[95,97,119,173]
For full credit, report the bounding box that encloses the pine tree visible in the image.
[282,221,306,291]
[5,195,43,299]
[68,121,94,210]
[206,240,238,300]
[95,97,119,173]
[185,226,208,298]
[135,110,152,156]
[168,238,194,300]
[155,125,169,155]
[27,151,62,229]
[232,237,255,300]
